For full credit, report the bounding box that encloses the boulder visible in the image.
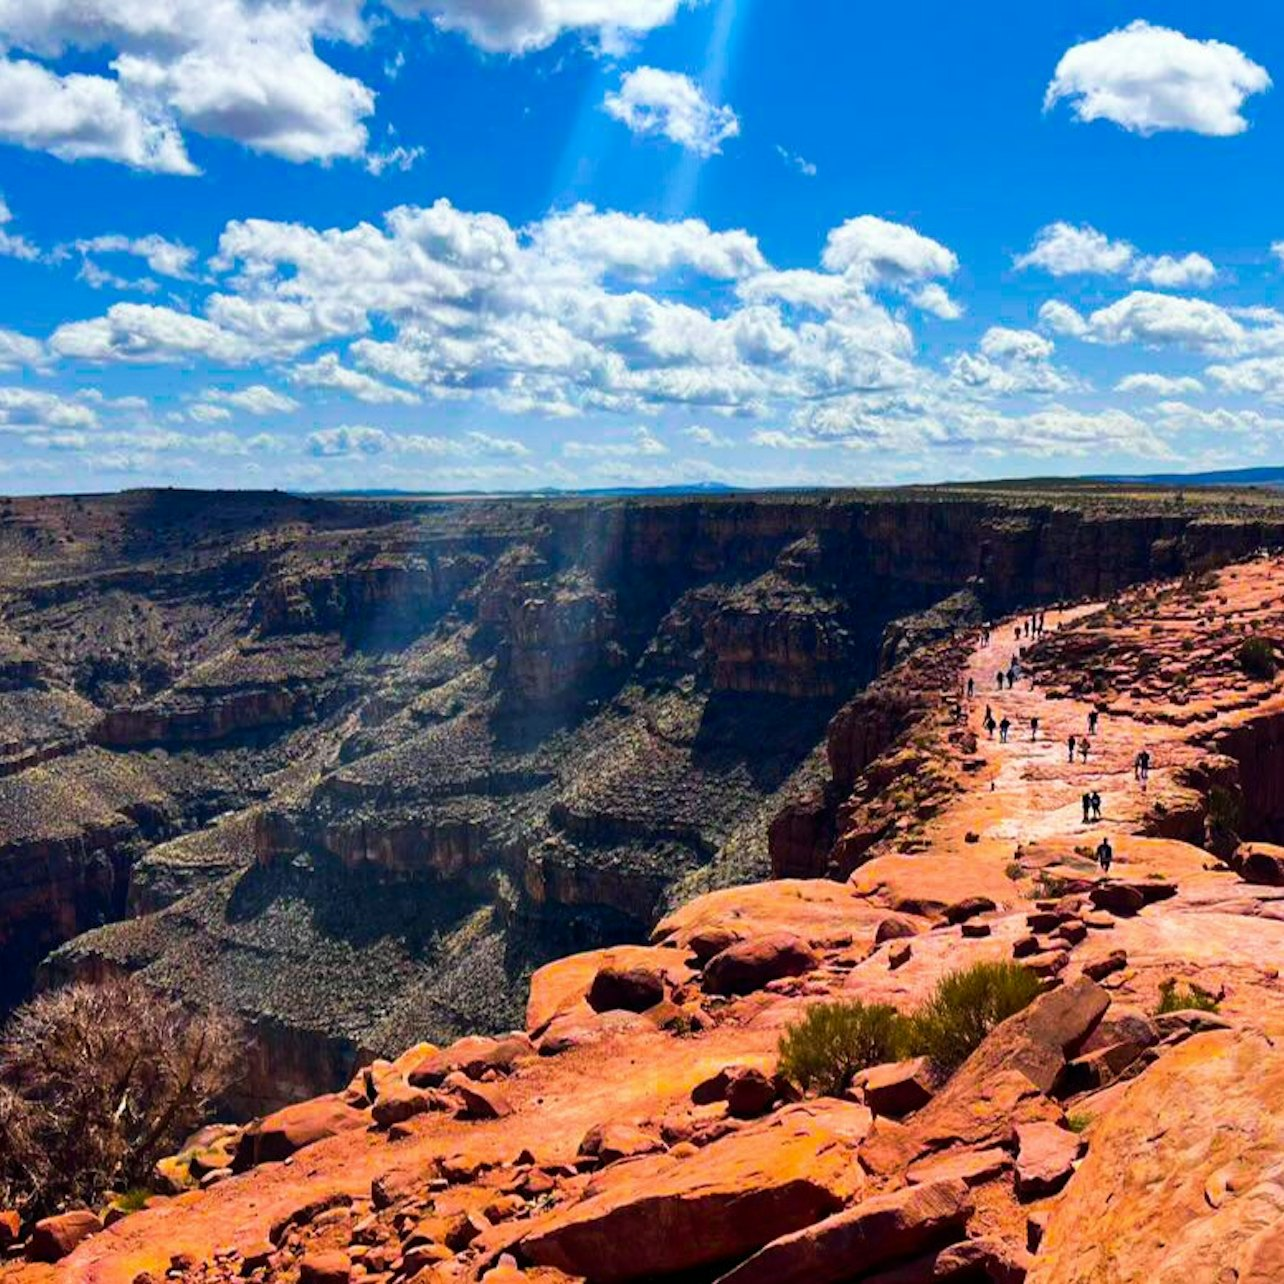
[233,1097,367,1171]
[1088,884,1144,917]
[372,1078,434,1129]
[1014,1122,1081,1199]
[725,1067,777,1119]
[520,1104,866,1282]
[855,1058,935,1119]
[299,1251,352,1284]
[702,934,818,997]
[687,926,743,963]
[945,897,996,925]
[1237,843,1284,887]
[578,1123,664,1166]
[27,1210,103,1263]
[860,1236,1031,1284]
[408,1034,534,1087]
[444,1071,513,1121]
[713,1178,973,1284]
[961,921,992,939]
[0,1210,20,1249]
[1082,950,1128,982]
[876,915,918,943]
[587,965,666,1014]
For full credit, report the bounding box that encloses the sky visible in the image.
[2,3,1284,495]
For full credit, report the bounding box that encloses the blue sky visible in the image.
[2,2,1284,493]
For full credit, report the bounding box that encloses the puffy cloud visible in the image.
[1045,20,1270,137]
[0,386,99,434]
[1038,300,1089,338]
[188,402,231,422]
[823,216,958,284]
[0,56,195,173]
[1083,292,1245,354]
[0,327,45,370]
[1015,222,1216,289]
[73,234,196,279]
[391,0,686,53]
[467,430,530,457]
[530,205,765,281]
[307,425,397,457]
[203,385,300,415]
[50,303,256,364]
[979,327,1055,362]
[910,283,963,320]
[1205,356,1284,401]
[604,67,739,157]
[0,194,38,261]
[1115,372,1206,396]
[290,352,421,404]
[683,425,734,447]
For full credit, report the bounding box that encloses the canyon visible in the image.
[5,484,1284,1115]
[5,496,1284,1280]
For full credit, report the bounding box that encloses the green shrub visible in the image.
[776,1001,909,1097]
[906,962,1043,1074]
[1004,860,1024,882]
[1156,978,1221,1015]
[112,1187,152,1213]
[1066,1112,1093,1134]
[1238,636,1277,681]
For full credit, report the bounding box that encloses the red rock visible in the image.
[587,965,666,1014]
[0,1210,19,1249]
[1055,919,1087,945]
[687,925,743,962]
[714,1178,973,1284]
[299,1251,351,1284]
[1238,843,1284,886]
[945,896,996,925]
[1082,950,1128,981]
[26,1210,103,1262]
[520,1105,865,1281]
[445,1071,513,1121]
[906,1146,1011,1187]
[960,921,992,938]
[578,1122,663,1165]
[1088,884,1144,916]
[875,915,918,943]
[372,1078,434,1128]
[408,1034,534,1087]
[1014,1122,1081,1198]
[1012,935,1040,958]
[855,1058,935,1119]
[702,933,818,996]
[721,1066,776,1119]
[1025,950,1070,977]
[889,941,912,970]
[233,1096,367,1171]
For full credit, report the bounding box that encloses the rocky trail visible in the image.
[11,544,1284,1283]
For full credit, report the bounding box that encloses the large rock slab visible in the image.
[233,1096,368,1171]
[714,1178,973,1284]
[702,933,818,996]
[519,1102,868,1282]
[1031,1030,1284,1283]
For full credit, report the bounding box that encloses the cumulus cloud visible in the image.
[391,0,686,54]
[823,215,958,284]
[202,385,300,415]
[50,303,256,364]
[980,327,1055,362]
[683,425,734,447]
[0,327,45,370]
[564,426,668,458]
[1015,222,1216,289]
[1045,20,1271,137]
[1206,356,1284,401]
[1038,300,1089,338]
[291,352,422,404]
[604,67,739,157]
[73,234,197,280]
[1083,291,1245,354]
[0,194,38,261]
[1115,372,1206,396]
[0,386,99,435]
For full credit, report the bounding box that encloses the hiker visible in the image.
[1136,749,1151,782]
[1087,710,1099,735]
[1082,792,1092,824]
[966,676,975,699]
[1091,791,1102,821]
[984,710,997,739]
[997,670,1005,690]
[1031,716,1040,740]
[1080,737,1091,762]
[999,717,1011,744]
[1067,734,1077,762]
[1096,836,1114,873]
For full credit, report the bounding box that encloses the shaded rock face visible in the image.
[6,486,1284,1110]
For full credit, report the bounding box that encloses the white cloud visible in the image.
[391,0,686,54]
[73,234,196,279]
[50,303,255,364]
[203,385,300,415]
[467,430,530,457]
[0,56,195,173]
[0,193,38,260]
[307,425,396,457]
[910,283,963,320]
[0,327,44,370]
[1115,373,1206,396]
[1084,291,1245,354]
[683,425,734,448]
[365,144,425,177]
[775,145,817,177]
[188,403,231,423]
[564,426,668,458]
[1038,299,1088,338]
[822,216,958,284]
[604,67,739,157]
[0,386,99,434]
[1045,20,1271,137]
[979,326,1054,362]
[1206,356,1284,401]
[291,352,422,404]
[1015,222,1216,289]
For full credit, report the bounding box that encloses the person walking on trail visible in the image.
[999,717,1011,744]
[984,710,997,739]
[1087,710,1099,735]
[1067,734,1077,762]
[1091,791,1102,821]
[1096,836,1114,874]
[1082,792,1092,824]
[1031,716,1040,740]
[1136,748,1151,783]
[997,670,1006,690]
[1079,737,1091,762]
[966,676,975,699]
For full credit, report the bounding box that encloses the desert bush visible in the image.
[1238,636,1277,681]
[0,977,242,1219]
[907,961,1043,1073]
[777,1000,909,1096]
[1156,978,1221,1015]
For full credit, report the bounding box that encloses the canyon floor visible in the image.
[10,544,1284,1283]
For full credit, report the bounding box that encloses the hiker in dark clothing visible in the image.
[1082,793,1092,823]
[999,717,1011,743]
[966,677,975,699]
[1136,749,1151,782]
[1067,734,1077,762]
[1091,791,1102,821]
[1096,837,1114,873]
[1031,716,1040,740]
[984,711,997,739]
[1087,710,1099,735]
[1080,737,1091,762]
[997,671,1005,690]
